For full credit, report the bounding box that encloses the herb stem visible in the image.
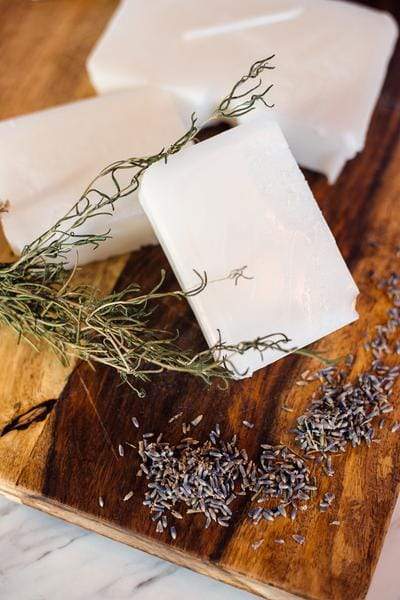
[0,56,329,393]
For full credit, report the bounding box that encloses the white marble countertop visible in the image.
[0,495,398,600]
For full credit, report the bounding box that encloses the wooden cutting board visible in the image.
[0,1,399,599]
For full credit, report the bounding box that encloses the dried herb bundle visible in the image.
[0,57,308,393]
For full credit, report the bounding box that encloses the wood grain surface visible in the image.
[0,2,399,599]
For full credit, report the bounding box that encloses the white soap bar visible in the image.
[139,118,359,376]
[0,88,186,267]
[87,0,398,183]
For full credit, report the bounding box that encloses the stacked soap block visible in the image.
[87,0,398,182]
[139,118,359,376]
[0,88,186,266]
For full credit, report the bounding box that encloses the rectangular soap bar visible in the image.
[139,119,359,376]
[0,88,186,267]
[87,0,398,183]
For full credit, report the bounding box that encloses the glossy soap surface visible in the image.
[0,88,186,266]
[139,119,359,375]
[87,0,398,182]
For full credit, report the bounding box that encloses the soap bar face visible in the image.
[0,88,186,266]
[87,0,398,183]
[139,119,359,376]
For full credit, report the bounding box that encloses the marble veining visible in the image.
[0,495,398,599]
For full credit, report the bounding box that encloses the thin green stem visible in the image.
[0,57,331,394]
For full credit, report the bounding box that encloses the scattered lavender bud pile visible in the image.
[367,272,400,359]
[293,270,400,468]
[293,363,400,470]
[248,445,316,524]
[127,269,400,542]
[139,427,249,534]
[137,424,313,536]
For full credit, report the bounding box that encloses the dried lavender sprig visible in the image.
[0,58,300,394]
